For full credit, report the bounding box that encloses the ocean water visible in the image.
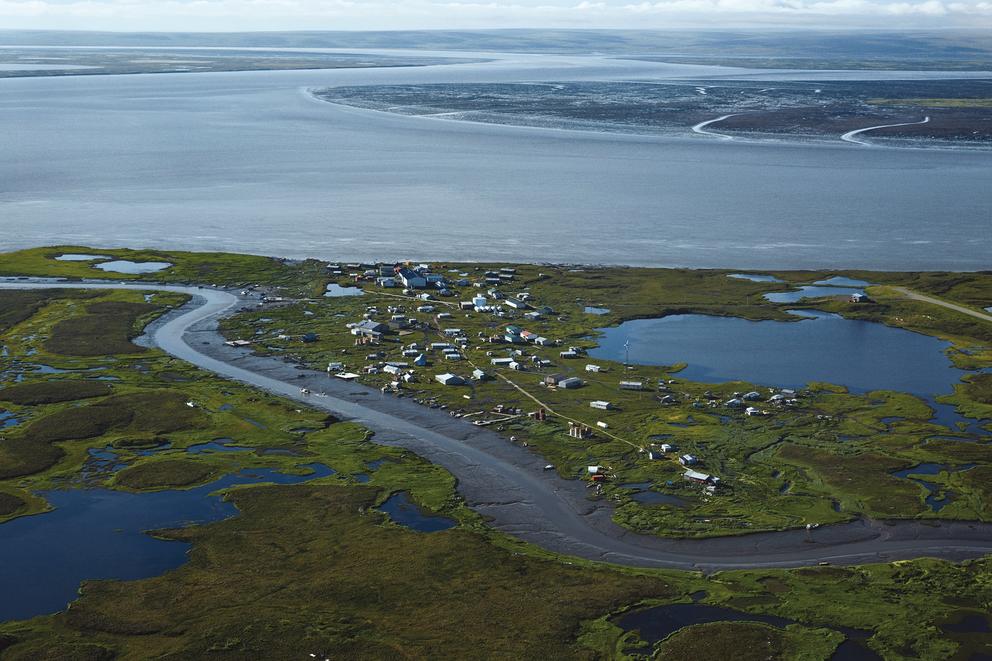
[1,52,989,269]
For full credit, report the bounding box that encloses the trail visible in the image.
[890,286,992,324]
[841,116,930,146]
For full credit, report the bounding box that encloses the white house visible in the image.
[590,400,612,410]
[435,373,465,386]
[557,377,584,389]
[397,268,427,289]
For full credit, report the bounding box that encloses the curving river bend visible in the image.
[3,278,992,571]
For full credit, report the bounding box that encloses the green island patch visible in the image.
[114,459,217,490]
[0,380,112,405]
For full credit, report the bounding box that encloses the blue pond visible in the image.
[764,286,864,303]
[0,463,333,622]
[186,440,252,454]
[727,273,784,283]
[0,409,21,429]
[94,260,172,274]
[590,310,964,397]
[377,492,456,532]
[584,306,610,315]
[813,276,872,287]
[325,284,364,297]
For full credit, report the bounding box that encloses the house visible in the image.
[558,377,584,389]
[397,268,427,289]
[460,301,474,310]
[743,391,763,401]
[619,381,643,391]
[430,342,453,351]
[850,293,869,303]
[413,354,429,367]
[435,373,465,386]
[436,312,452,320]
[383,365,402,375]
[416,305,435,313]
[544,373,565,386]
[587,465,604,475]
[376,277,397,288]
[491,357,514,366]
[659,443,674,453]
[472,368,490,381]
[560,350,579,359]
[444,352,463,361]
[679,454,698,466]
[585,364,603,373]
[659,394,678,405]
[590,400,612,410]
[351,320,388,338]
[472,295,488,308]
[745,407,765,416]
[725,398,744,409]
[443,328,463,337]
[508,361,524,370]
[535,337,553,346]
[684,469,719,485]
[301,333,319,343]
[505,334,525,344]
[326,362,345,372]
[524,311,542,321]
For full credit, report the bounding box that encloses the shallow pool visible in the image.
[94,260,172,274]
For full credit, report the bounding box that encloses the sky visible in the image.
[1,0,990,31]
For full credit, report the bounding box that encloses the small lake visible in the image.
[590,310,965,397]
[0,463,333,622]
[584,306,610,315]
[764,286,864,303]
[54,253,111,261]
[377,491,456,532]
[727,273,784,283]
[813,277,872,287]
[325,284,364,297]
[94,260,172,274]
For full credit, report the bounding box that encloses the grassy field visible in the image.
[1,254,992,659]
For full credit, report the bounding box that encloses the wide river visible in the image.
[1,50,990,269]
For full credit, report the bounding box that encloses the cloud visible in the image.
[0,0,990,30]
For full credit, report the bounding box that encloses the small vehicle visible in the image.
[543,464,555,471]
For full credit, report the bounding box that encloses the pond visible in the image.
[186,440,253,454]
[813,276,872,287]
[0,409,21,428]
[325,284,364,297]
[589,310,965,398]
[376,492,456,532]
[764,286,864,303]
[94,260,172,274]
[54,253,111,261]
[616,602,880,660]
[727,273,784,283]
[584,306,610,315]
[0,463,333,622]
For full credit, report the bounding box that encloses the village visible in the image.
[221,260,819,523]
